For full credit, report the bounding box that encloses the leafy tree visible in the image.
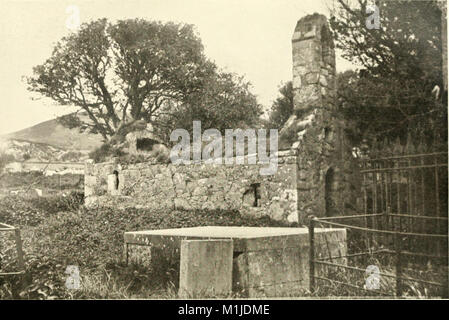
[330,0,446,149]
[337,69,446,150]
[27,19,261,144]
[266,81,294,129]
[155,72,263,142]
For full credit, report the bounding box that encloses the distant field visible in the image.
[0,172,84,194]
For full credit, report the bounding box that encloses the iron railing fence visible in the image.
[360,152,448,256]
[308,152,448,298]
[309,215,448,297]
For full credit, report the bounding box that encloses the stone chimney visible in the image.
[291,13,336,114]
[280,13,350,223]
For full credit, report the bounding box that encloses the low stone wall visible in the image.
[85,151,299,223]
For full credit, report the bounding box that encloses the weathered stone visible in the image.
[84,175,97,196]
[107,174,120,196]
[179,239,233,298]
[292,76,301,89]
[125,226,347,298]
[319,75,328,87]
[304,72,320,84]
[85,156,299,222]
[174,198,191,210]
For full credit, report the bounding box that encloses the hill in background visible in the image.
[1,112,104,152]
[0,112,104,162]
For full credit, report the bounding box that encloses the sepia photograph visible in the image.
[0,0,447,305]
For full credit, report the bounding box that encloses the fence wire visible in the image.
[309,152,448,298]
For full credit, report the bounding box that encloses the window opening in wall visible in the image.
[324,127,332,142]
[243,183,261,207]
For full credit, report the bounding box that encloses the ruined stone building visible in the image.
[84,14,353,225]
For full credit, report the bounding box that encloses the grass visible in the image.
[0,172,83,191]
[309,245,448,298]
[1,193,446,299]
[0,194,293,299]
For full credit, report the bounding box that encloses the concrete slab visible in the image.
[124,226,339,251]
[179,239,233,298]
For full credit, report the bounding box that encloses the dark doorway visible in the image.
[325,168,335,216]
[113,170,119,190]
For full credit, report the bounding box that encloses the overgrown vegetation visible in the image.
[1,194,445,299]
[266,81,295,130]
[88,143,126,164]
[0,172,83,191]
[331,0,447,149]
[0,152,15,172]
[0,194,292,299]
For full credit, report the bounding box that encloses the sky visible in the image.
[0,0,356,135]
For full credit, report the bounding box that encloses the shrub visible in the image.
[0,192,84,226]
[89,143,125,163]
[117,154,147,166]
[0,172,83,190]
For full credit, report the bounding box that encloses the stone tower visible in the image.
[280,13,349,223]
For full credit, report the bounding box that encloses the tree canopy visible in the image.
[27,18,262,144]
[330,0,446,149]
[266,81,294,130]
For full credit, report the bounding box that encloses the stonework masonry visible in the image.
[84,14,354,224]
[85,151,299,223]
[124,226,347,297]
[280,13,352,220]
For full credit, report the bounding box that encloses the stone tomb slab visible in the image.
[124,226,347,298]
[179,239,233,298]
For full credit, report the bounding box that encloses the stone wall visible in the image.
[85,150,299,223]
[279,13,353,220]
[84,13,355,225]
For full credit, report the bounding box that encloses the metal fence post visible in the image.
[124,243,129,265]
[384,207,389,247]
[309,216,316,293]
[395,232,402,297]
